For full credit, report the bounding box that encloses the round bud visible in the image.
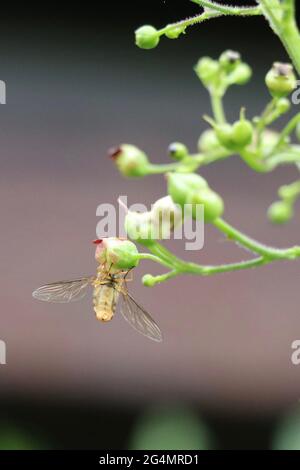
[194,57,219,87]
[187,187,224,223]
[261,130,280,157]
[214,115,253,151]
[168,142,188,161]
[125,211,154,243]
[265,62,296,98]
[228,63,252,85]
[268,201,293,224]
[95,238,140,271]
[109,144,150,178]
[142,274,156,287]
[276,97,291,114]
[231,118,253,148]
[151,195,183,237]
[214,124,235,150]
[197,129,222,153]
[165,24,186,39]
[219,50,241,71]
[167,172,208,207]
[135,25,160,50]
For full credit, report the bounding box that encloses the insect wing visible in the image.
[120,292,162,342]
[32,277,95,303]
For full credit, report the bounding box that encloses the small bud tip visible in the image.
[93,239,103,245]
[108,146,122,160]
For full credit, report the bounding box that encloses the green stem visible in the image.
[143,270,180,286]
[138,252,173,269]
[192,150,233,166]
[159,10,221,36]
[138,216,300,283]
[283,0,295,20]
[239,149,269,172]
[259,0,300,75]
[213,217,298,259]
[201,257,267,275]
[191,0,262,16]
[147,163,181,174]
[265,148,300,169]
[255,97,278,146]
[147,241,188,271]
[210,91,226,124]
[273,113,300,151]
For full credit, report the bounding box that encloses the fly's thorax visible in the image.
[93,281,120,322]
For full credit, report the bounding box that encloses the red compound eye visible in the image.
[93,239,103,245]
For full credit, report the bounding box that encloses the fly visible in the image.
[32,264,162,342]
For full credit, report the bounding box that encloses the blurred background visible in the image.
[1,0,300,449]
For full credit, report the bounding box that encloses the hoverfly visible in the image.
[32,246,162,343]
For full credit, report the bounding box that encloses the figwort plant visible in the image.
[109,0,300,288]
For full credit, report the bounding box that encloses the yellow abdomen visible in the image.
[93,284,119,322]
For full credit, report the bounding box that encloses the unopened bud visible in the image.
[187,187,224,223]
[265,62,296,98]
[94,238,139,270]
[109,144,150,178]
[135,25,160,50]
[165,24,186,39]
[168,142,189,161]
[167,172,208,207]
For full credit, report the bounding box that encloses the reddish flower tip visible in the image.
[93,239,103,245]
[108,146,122,160]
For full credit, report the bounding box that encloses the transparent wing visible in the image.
[32,276,95,303]
[120,292,162,342]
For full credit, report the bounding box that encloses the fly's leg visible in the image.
[124,268,134,282]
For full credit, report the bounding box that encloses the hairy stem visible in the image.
[258,0,300,75]
[192,0,262,16]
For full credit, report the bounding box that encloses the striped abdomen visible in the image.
[93,284,119,322]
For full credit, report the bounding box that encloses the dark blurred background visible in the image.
[1,0,300,449]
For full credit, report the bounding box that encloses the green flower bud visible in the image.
[194,57,219,87]
[265,62,296,98]
[142,274,156,287]
[165,24,186,39]
[187,187,224,223]
[276,97,291,114]
[213,123,233,149]
[135,25,160,50]
[167,172,208,207]
[125,196,183,243]
[227,63,252,86]
[261,130,281,157]
[268,201,293,224]
[197,129,221,153]
[109,144,150,178]
[151,195,183,237]
[213,114,253,151]
[125,211,154,243]
[168,142,189,161]
[231,117,253,147]
[219,50,241,72]
[94,238,139,271]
